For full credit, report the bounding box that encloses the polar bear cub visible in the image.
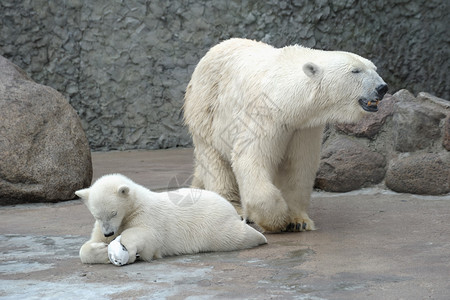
[76,174,267,265]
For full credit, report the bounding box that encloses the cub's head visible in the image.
[76,174,132,238]
[302,50,388,123]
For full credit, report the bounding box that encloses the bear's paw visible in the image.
[284,215,315,232]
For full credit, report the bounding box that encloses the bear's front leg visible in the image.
[233,151,289,232]
[80,222,114,264]
[244,187,289,232]
[119,228,159,263]
[275,126,325,232]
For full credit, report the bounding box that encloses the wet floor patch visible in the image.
[0,278,151,300]
[0,234,84,275]
[0,234,217,299]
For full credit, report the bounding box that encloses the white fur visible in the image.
[76,174,267,265]
[184,38,387,232]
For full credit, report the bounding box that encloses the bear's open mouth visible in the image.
[358,98,380,112]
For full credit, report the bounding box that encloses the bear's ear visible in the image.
[117,185,130,197]
[303,62,322,78]
[75,188,90,202]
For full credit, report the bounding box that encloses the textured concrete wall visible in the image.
[1,0,448,150]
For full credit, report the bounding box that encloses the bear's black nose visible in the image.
[376,84,388,98]
[104,232,114,237]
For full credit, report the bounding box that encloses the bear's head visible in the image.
[302,50,388,123]
[76,174,133,238]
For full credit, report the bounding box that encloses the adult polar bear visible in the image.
[184,38,388,232]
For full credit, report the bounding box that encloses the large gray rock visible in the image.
[392,90,446,153]
[0,56,92,205]
[443,115,450,151]
[385,153,450,195]
[315,138,386,192]
[415,92,450,151]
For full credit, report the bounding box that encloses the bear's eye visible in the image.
[352,69,361,74]
[111,211,117,218]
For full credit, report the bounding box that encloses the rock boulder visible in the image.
[443,115,450,151]
[392,90,446,153]
[315,137,386,192]
[0,56,92,204]
[385,153,449,195]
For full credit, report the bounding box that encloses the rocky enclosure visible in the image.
[0,55,448,204]
[0,0,448,200]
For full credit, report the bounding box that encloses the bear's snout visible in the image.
[376,84,388,99]
[101,222,117,237]
[104,231,114,237]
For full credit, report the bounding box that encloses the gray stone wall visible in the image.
[1,0,448,150]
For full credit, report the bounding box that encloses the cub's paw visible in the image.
[285,215,315,232]
[80,242,110,264]
[108,236,129,266]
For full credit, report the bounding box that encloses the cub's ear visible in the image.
[303,62,322,78]
[75,188,90,202]
[117,185,130,197]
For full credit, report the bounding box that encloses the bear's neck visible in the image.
[123,185,167,225]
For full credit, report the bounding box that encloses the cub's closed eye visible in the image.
[352,69,361,74]
[111,211,117,217]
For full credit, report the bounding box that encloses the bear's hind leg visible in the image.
[191,168,205,189]
[192,138,241,213]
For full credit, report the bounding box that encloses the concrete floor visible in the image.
[1,148,449,300]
